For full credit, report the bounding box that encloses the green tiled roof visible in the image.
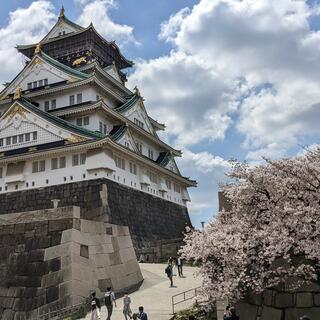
[19,98,104,139]
[109,125,127,141]
[156,152,171,167]
[115,94,139,113]
[40,51,90,79]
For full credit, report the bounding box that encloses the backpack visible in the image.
[91,298,97,310]
[165,266,171,276]
[105,293,112,306]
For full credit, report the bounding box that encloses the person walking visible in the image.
[225,306,239,320]
[165,262,174,287]
[123,292,132,320]
[223,305,231,320]
[90,292,101,320]
[177,256,183,277]
[137,306,148,320]
[105,287,117,320]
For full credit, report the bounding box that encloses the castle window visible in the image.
[0,168,2,178]
[125,142,130,149]
[69,95,75,105]
[72,154,79,166]
[51,99,56,109]
[32,160,45,173]
[44,79,48,86]
[148,149,154,160]
[148,171,158,184]
[84,116,89,125]
[80,153,86,165]
[104,124,107,134]
[18,135,24,143]
[33,81,38,88]
[99,121,103,133]
[46,179,49,184]
[174,183,181,193]
[114,155,125,170]
[33,132,37,140]
[6,137,11,145]
[51,158,58,170]
[44,101,50,111]
[136,142,142,153]
[77,93,82,104]
[38,80,43,87]
[15,185,18,190]
[27,83,32,90]
[166,179,172,190]
[76,118,83,126]
[25,133,30,142]
[134,118,144,129]
[129,162,137,175]
[12,136,17,144]
[59,156,66,168]
[0,139,3,146]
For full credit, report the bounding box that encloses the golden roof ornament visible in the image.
[34,43,41,54]
[13,87,22,100]
[134,85,141,97]
[59,6,65,18]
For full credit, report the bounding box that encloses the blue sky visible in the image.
[1,0,320,228]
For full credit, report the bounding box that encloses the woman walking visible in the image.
[123,292,132,320]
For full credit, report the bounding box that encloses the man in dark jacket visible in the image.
[137,306,148,320]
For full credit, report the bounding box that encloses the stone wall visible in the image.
[0,206,143,319]
[236,283,320,320]
[0,179,191,250]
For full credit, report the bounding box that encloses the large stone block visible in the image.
[260,306,283,320]
[236,302,258,320]
[275,292,294,308]
[296,292,313,308]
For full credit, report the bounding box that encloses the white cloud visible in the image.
[76,0,138,45]
[129,0,320,158]
[177,148,230,217]
[0,1,56,86]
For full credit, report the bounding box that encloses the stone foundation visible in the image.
[0,179,191,250]
[236,284,320,320]
[0,206,143,319]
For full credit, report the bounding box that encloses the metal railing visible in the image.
[171,286,201,314]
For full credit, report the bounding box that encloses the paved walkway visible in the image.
[82,263,202,320]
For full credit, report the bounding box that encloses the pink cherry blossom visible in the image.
[181,147,320,301]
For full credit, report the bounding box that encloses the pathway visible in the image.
[82,263,202,320]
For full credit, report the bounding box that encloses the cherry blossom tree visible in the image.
[181,147,320,301]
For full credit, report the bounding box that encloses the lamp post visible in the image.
[201,221,205,231]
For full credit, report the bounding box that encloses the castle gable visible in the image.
[0,101,92,151]
[103,64,122,83]
[119,97,156,136]
[165,158,181,174]
[0,54,85,100]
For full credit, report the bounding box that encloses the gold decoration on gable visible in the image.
[59,6,65,18]
[34,43,41,54]
[5,105,28,121]
[134,86,141,97]
[13,87,22,100]
[72,56,87,66]
[65,134,87,144]
[33,57,42,66]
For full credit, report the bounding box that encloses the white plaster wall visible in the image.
[0,149,187,206]
[35,87,97,111]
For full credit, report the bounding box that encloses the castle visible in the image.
[0,8,196,251]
